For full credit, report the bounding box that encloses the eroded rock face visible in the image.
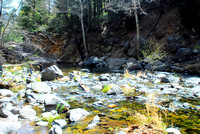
[68,108,90,122]
[41,65,63,81]
[127,36,147,58]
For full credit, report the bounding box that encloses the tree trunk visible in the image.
[80,0,88,59]
[0,0,3,46]
[133,0,140,58]
[93,0,96,17]
[0,0,22,46]
[48,0,51,15]
[87,0,91,30]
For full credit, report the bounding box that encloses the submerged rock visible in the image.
[86,115,100,130]
[93,101,104,107]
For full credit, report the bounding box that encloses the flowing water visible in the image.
[18,65,200,134]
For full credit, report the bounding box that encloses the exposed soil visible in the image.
[1,2,200,73]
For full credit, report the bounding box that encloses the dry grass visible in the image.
[124,69,133,78]
[10,84,26,93]
[123,93,167,134]
[136,71,146,78]
[124,69,147,79]
[121,86,136,96]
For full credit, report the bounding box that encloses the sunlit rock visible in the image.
[68,108,89,122]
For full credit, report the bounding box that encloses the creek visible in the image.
[17,64,200,134]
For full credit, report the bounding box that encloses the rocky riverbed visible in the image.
[0,64,200,134]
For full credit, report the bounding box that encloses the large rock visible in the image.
[167,42,180,54]
[99,74,110,81]
[68,108,90,122]
[0,120,21,134]
[81,56,105,67]
[41,65,63,81]
[44,94,70,112]
[19,106,37,121]
[27,82,51,93]
[54,119,67,128]
[127,36,147,58]
[25,92,44,104]
[0,89,14,97]
[145,61,169,71]
[107,84,124,95]
[0,102,14,118]
[49,124,63,134]
[126,58,142,71]
[106,38,118,46]
[107,58,127,68]
[175,48,192,59]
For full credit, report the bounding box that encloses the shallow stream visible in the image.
[18,65,200,134]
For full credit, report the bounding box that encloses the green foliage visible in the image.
[88,75,93,78]
[56,103,65,113]
[18,0,49,32]
[141,40,167,72]
[56,103,61,111]
[47,14,67,33]
[73,77,77,80]
[141,40,166,61]
[102,85,111,93]
[3,33,23,43]
[41,115,60,128]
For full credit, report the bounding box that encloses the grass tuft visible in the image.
[133,93,167,133]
